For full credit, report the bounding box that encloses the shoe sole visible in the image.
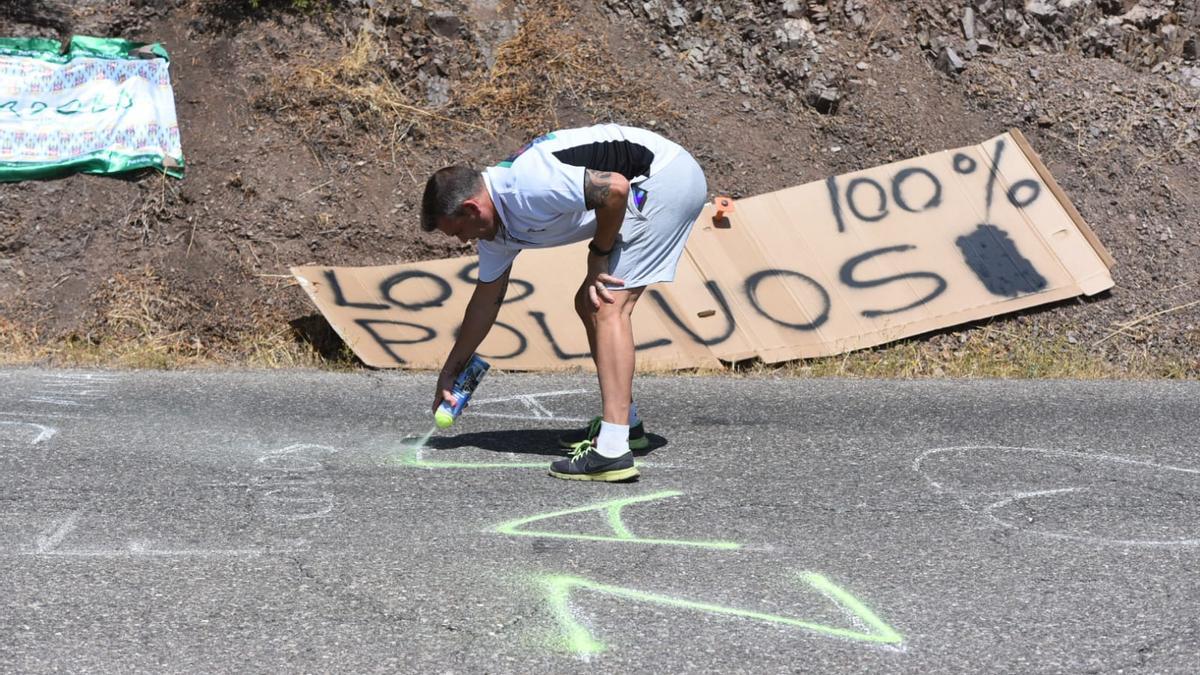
[548,466,640,482]
[557,435,650,451]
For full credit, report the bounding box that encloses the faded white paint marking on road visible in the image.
[471,412,591,422]
[46,373,119,381]
[470,389,589,406]
[21,397,90,407]
[35,539,310,558]
[0,411,85,420]
[916,445,1200,547]
[0,420,57,444]
[36,512,80,553]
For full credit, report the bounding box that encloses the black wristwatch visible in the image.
[588,240,614,256]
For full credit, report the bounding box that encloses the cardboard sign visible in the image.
[292,130,1114,370]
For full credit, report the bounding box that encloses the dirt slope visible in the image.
[1,0,1197,374]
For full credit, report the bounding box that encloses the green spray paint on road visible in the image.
[538,571,904,656]
[493,490,741,549]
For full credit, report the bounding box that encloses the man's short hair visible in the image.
[420,165,483,232]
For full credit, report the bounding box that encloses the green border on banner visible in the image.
[0,35,170,63]
[0,149,185,182]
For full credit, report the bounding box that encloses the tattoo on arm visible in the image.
[584,169,614,210]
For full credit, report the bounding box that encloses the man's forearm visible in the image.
[592,205,623,252]
[441,275,507,376]
[584,170,629,252]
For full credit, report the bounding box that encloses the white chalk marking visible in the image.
[520,394,555,418]
[981,488,1200,547]
[470,389,589,405]
[127,540,264,557]
[0,421,57,444]
[35,390,104,398]
[44,374,117,381]
[263,490,336,520]
[257,456,323,472]
[0,411,86,420]
[36,512,80,553]
[915,445,1200,547]
[463,389,592,423]
[914,445,1200,491]
[40,540,309,557]
[255,444,337,472]
[262,487,327,500]
[471,412,591,423]
[251,445,338,520]
[263,443,338,457]
[20,397,90,407]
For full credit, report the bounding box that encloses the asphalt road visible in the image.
[1,368,1198,673]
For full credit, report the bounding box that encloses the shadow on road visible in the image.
[426,428,667,458]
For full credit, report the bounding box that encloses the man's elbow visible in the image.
[606,173,630,209]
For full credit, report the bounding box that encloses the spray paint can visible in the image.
[434,354,490,429]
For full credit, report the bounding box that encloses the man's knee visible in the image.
[575,288,643,324]
[592,299,623,324]
[574,290,593,322]
[600,290,643,321]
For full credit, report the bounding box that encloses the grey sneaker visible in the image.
[557,416,649,451]
[548,440,639,482]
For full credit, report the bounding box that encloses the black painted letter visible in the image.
[838,245,947,317]
[353,319,437,365]
[744,269,830,330]
[647,282,735,346]
[325,270,388,310]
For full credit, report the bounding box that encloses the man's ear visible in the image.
[459,199,483,218]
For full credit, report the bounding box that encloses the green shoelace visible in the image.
[568,439,596,460]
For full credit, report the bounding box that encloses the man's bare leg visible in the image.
[594,287,643,428]
[548,285,645,480]
[575,284,644,429]
[574,287,599,358]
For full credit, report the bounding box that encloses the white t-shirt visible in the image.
[476,124,683,282]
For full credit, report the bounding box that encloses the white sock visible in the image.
[595,421,630,458]
[628,401,641,427]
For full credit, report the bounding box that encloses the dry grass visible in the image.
[0,317,43,366]
[0,267,359,370]
[738,323,1198,380]
[777,332,1116,379]
[21,266,209,369]
[461,0,674,135]
[268,0,673,143]
[0,317,355,370]
[290,23,491,136]
[120,172,183,246]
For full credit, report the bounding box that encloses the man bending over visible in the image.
[423,124,707,482]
